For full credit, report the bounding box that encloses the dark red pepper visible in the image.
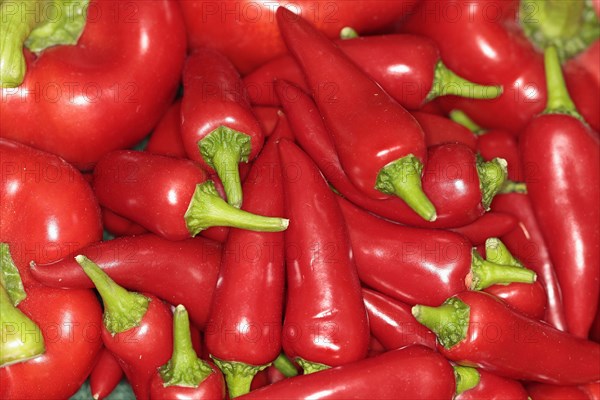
[89,348,123,400]
[239,345,456,400]
[29,233,221,329]
[145,99,187,159]
[181,47,265,208]
[527,383,591,400]
[449,212,519,246]
[101,208,148,237]
[278,138,369,373]
[413,290,600,385]
[453,365,528,400]
[520,46,599,337]
[411,110,478,151]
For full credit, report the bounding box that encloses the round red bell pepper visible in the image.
[0,0,186,169]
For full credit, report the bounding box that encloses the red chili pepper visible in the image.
[76,255,173,400]
[410,111,478,151]
[146,99,187,159]
[101,208,148,237]
[413,290,600,385]
[362,288,437,351]
[29,233,221,329]
[0,0,186,169]
[204,130,286,398]
[181,47,265,208]
[583,382,600,400]
[448,211,519,246]
[527,383,592,400]
[276,7,436,221]
[92,150,288,241]
[564,43,600,132]
[149,305,226,400]
[276,79,507,229]
[89,348,123,400]
[520,47,600,337]
[181,0,420,74]
[254,107,282,137]
[244,33,502,109]
[239,345,456,400]
[453,365,528,400]
[0,138,102,287]
[278,138,369,373]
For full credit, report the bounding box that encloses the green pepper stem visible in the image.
[75,255,149,334]
[427,61,503,102]
[296,358,330,375]
[485,238,524,268]
[468,250,536,291]
[499,180,528,194]
[272,353,298,377]
[476,156,508,210]
[0,285,46,367]
[159,305,213,387]
[375,154,437,222]
[412,297,470,349]
[448,110,485,135]
[339,26,359,39]
[0,243,26,306]
[543,46,583,119]
[211,356,270,398]
[184,180,289,236]
[453,365,481,395]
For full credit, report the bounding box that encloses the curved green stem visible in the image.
[339,26,359,39]
[543,46,583,120]
[427,61,503,102]
[453,365,480,395]
[412,297,470,349]
[0,243,26,306]
[449,110,485,135]
[273,353,298,377]
[75,255,149,334]
[296,358,330,375]
[199,126,252,208]
[184,180,289,236]
[159,305,213,387]
[485,238,524,268]
[1,285,45,367]
[476,156,508,210]
[211,356,270,398]
[375,154,437,222]
[468,250,536,291]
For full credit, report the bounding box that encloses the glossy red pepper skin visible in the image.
[432,291,600,385]
[240,346,456,400]
[0,139,102,287]
[564,51,600,132]
[29,234,221,329]
[456,369,528,400]
[362,288,437,351]
[146,99,187,159]
[521,114,600,338]
[93,150,209,241]
[254,106,282,137]
[278,138,369,368]
[0,0,186,170]
[527,383,591,400]
[476,129,524,182]
[411,111,478,151]
[0,287,103,399]
[181,0,419,75]
[276,7,427,203]
[101,208,148,237]
[449,212,519,245]
[483,280,547,321]
[90,348,123,400]
[276,79,494,229]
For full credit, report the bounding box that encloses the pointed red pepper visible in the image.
[146,99,187,159]
[453,366,528,400]
[89,348,123,400]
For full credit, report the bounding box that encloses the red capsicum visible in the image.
[76,255,173,400]
[0,0,186,169]
[239,345,456,400]
[453,365,528,400]
[0,138,102,287]
[527,383,592,400]
[276,79,508,229]
[92,150,288,241]
[413,290,600,385]
[278,138,369,373]
[150,305,226,400]
[244,33,502,109]
[410,111,478,151]
[145,99,187,159]
[89,348,123,400]
[449,212,519,246]
[29,233,221,329]
[276,6,435,220]
[101,208,148,238]
[204,129,287,398]
[181,47,265,208]
[520,46,599,337]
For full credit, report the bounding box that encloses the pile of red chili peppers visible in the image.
[1,1,599,399]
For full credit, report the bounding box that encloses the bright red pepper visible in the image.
[145,99,187,159]
[89,348,123,400]
[253,106,282,137]
[239,345,456,400]
[101,208,148,237]
[92,150,288,241]
[0,138,102,287]
[449,212,519,246]
[414,290,600,385]
[0,0,186,169]
[76,255,173,400]
[453,366,528,400]
[204,130,286,397]
[278,138,369,373]
[29,233,221,329]
[180,0,420,74]
[181,47,265,208]
[527,383,592,400]
[276,6,435,221]
[520,47,600,337]
[410,111,478,151]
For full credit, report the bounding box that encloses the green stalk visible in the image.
[75,255,149,334]
[468,249,536,291]
[339,27,359,39]
[412,297,470,349]
[375,154,437,222]
[476,155,508,210]
[426,61,503,102]
[211,357,270,398]
[183,180,289,237]
[449,110,485,135]
[296,358,330,375]
[543,46,583,120]
[0,243,26,305]
[453,365,481,395]
[485,238,524,268]
[158,305,213,387]
[272,353,299,377]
